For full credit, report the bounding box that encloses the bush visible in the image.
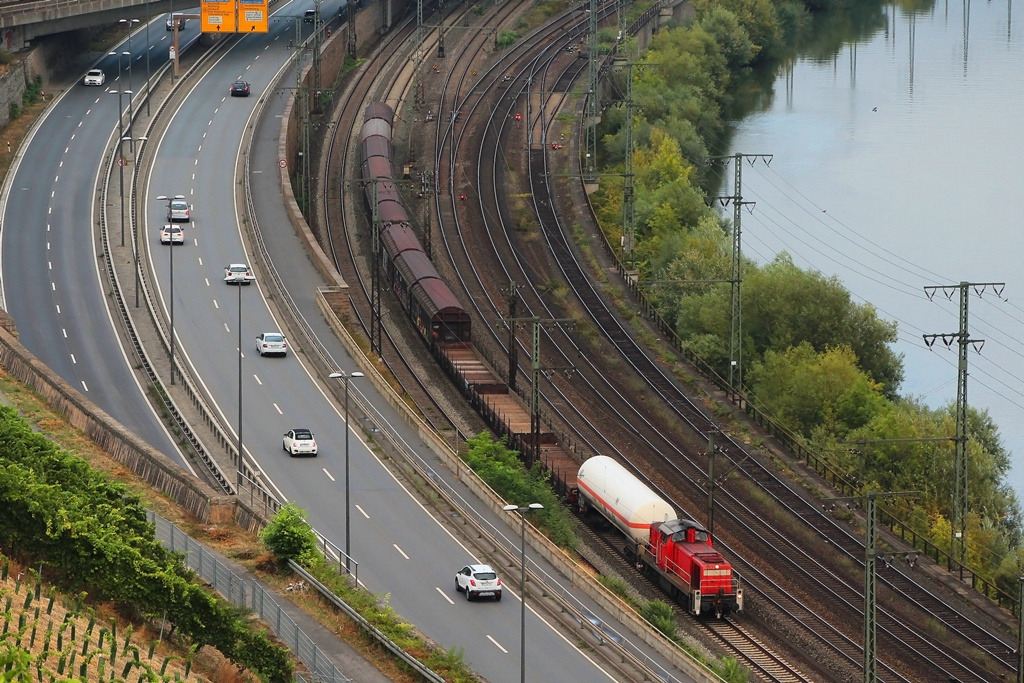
[9,102,19,120]
[496,30,519,49]
[260,502,318,564]
[640,600,677,640]
[23,76,43,106]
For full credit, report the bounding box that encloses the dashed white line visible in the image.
[486,636,507,653]
[70,354,76,364]
[198,257,204,265]
[206,278,211,287]
[253,374,262,385]
[355,504,369,518]
[55,305,60,314]
[273,403,282,414]
[213,299,219,308]
[62,328,67,338]
[81,381,89,392]
[393,544,409,560]
[435,587,454,605]
[224,322,230,332]
[322,469,335,482]
[51,282,55,291]
[48,261,51,269]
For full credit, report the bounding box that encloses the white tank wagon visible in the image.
[576,455,675,544]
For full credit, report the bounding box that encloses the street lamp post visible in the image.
[120,19,139,146]
[236,278,248,489]
[144,18,151,116]
[503,502,543,683]
[123,135,148,307]
[329,371,364,575]
[156,194,184,381]
[109,51,128,246]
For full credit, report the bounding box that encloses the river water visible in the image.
[726,0,1024,496]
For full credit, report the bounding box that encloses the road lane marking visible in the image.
[51,283,55,291]
[81,381,89,392]
[206,278,211,287]
[198,257,203,265]
[355,505,369,518]
[55,305,59,314]
[61,328,66,338]
[486,636,507,653]
[213,299,219,308]
[70,354,76,364]
[223,323,230,332]
[435,587,454,605]
[253,374,262,385]
[393,544,409,560]
[273,403,282,414]
[322,469,335,481]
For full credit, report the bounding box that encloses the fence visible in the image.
[147,511,353,683]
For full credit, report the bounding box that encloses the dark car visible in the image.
[303,9,316,23]
[166,15,185,31]
[230,81,250,97]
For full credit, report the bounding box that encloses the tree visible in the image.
[260,503,318,564]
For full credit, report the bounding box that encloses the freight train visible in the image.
[359,102,471,344]
[575,456,743,618]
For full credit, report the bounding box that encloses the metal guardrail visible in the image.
[147,511,354,683]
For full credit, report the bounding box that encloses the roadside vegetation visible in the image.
[0,404,292,682]
[588,0,1023,593]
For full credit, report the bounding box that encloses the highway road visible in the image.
[0,3,697,682]
[135,4,625,681]
[0,17,201,471]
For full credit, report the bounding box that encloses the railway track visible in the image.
[311,1,1018,681]
[427,6,1018,683]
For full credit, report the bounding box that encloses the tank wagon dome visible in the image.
[361,117,391,142]
[577,455,676,543]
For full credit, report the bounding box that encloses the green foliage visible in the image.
[9,103,20,120]
[463,433,577,549]
[0,405,293,682]
[0,50,15,66]
[640,600,677,640]
[22,77,43,106]
[496,30,519,49]
[260,503,318,564]
[711,655,749,682]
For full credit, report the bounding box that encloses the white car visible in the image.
[224,263,255,284]
[455,564,502,601]
[283,429,317,456]
[167,198,190,222]
[256,332,288,356]
[159,225,184,245]
[83,69,106,86]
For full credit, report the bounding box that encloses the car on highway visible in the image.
[283,428,317,456]
[455,564,502,601]
[166,15,185,30]
[303,8,316,23]
[224,263,255,284]
[167,198,190,222]
[159,225,184,245]
[83,69,105,86]
[230,81,250,97]
[256,332,288,356]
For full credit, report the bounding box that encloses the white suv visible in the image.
[455,564,502,601]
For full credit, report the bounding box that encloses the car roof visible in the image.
[467,564,495,573]
[292,428,313,436]
[228,263,249,268]
[87,69,103,74]
[261,332,284,337]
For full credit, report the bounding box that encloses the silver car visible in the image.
[83,69,106,86]
[256,332,288,356]
[283,428,317,456]
[167,198,190,222]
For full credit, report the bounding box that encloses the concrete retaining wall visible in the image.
[0,315,234,524]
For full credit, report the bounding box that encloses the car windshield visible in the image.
[234,82,246,88]
[294,430,313,440]
[88,70,102,77]
[171,200,187,210]
[473,571,497,580]
[230,265,247,272]
[264,334,284,342]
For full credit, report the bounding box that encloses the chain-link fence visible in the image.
[147,511,352,683]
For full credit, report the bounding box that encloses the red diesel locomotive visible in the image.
[576,456,742,618]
